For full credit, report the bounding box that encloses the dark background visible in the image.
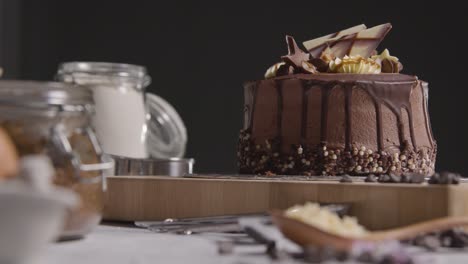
[1,1,467,174]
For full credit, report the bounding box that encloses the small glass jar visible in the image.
[56,62,187,159]
[0,80,113,239]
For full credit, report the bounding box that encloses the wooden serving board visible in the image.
[103,175,468,230]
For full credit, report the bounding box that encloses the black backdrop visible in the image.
[4,1,468,174]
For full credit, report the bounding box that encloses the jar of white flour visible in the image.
[56,62,187,159]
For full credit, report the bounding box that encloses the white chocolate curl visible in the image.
[329,55,381,74]
[264,62,286,79]
[285,202,368,238]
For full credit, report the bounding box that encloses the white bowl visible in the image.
[0,183,78,264]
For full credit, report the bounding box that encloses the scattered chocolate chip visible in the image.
[406,228,468,250]
[389,174,401,183]
[440,229,468,248]
[302,246,336,263]
[356,251,375,263]
[428,172,461,185]
[365,174,378,182]
[404,173,426,184]
[416,235,441,251]
[379,255,413,264]
[340,174,353,183]
[378,174,391,183]
[400,174,410,183]
[428,173,440,184]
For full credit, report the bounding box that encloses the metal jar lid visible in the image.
[0,80,94,111]
[57,62,151,89]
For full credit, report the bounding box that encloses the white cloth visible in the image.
[39,225,468,264]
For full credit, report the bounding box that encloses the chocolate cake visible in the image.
[237,24,436,176]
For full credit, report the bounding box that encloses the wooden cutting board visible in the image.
[103,175,468,230]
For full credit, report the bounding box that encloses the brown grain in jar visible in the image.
[0,80,113,239]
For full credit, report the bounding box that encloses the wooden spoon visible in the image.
[271,210,468,251]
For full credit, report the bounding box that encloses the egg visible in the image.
[0,126,19,180]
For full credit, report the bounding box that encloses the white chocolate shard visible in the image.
[328,23,392,58]
[303,24,367,58]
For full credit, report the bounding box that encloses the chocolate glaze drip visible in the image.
[320,86,332,142]
[301,82,309,144]
[421,82,435,148]
[363,81,416,151]
[276,80,284,143]
[375,102,384,150]
[344,84,353,150]
[247,85,258,130]
[405,105,418,150]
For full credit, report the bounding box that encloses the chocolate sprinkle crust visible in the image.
[238,130,436,176]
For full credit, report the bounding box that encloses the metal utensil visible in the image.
[137,204,349,235]
[136,213,270,234]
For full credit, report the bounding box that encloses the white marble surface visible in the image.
[39,225,468,264]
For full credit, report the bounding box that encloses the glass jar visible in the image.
[56,62,187,159]
[0,80,113,239]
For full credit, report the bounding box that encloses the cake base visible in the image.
[104,175,466,230]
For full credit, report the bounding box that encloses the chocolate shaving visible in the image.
[309,58,329,72]
[376,173,426,184]
[301,61,318,74]
[381,58,403,73]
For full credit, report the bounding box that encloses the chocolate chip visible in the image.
[420,235,441,251]
[429,172,461,185]
[357,252,375,263]
[302,246,336,263]
[406,173,426,184]
[365,174,378,182]
[379,255,413,264]
[428,173,440,184]
[378,174,391,183]
[340,174,353,183]
[440,229,468,248]
[389,174,401,183]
